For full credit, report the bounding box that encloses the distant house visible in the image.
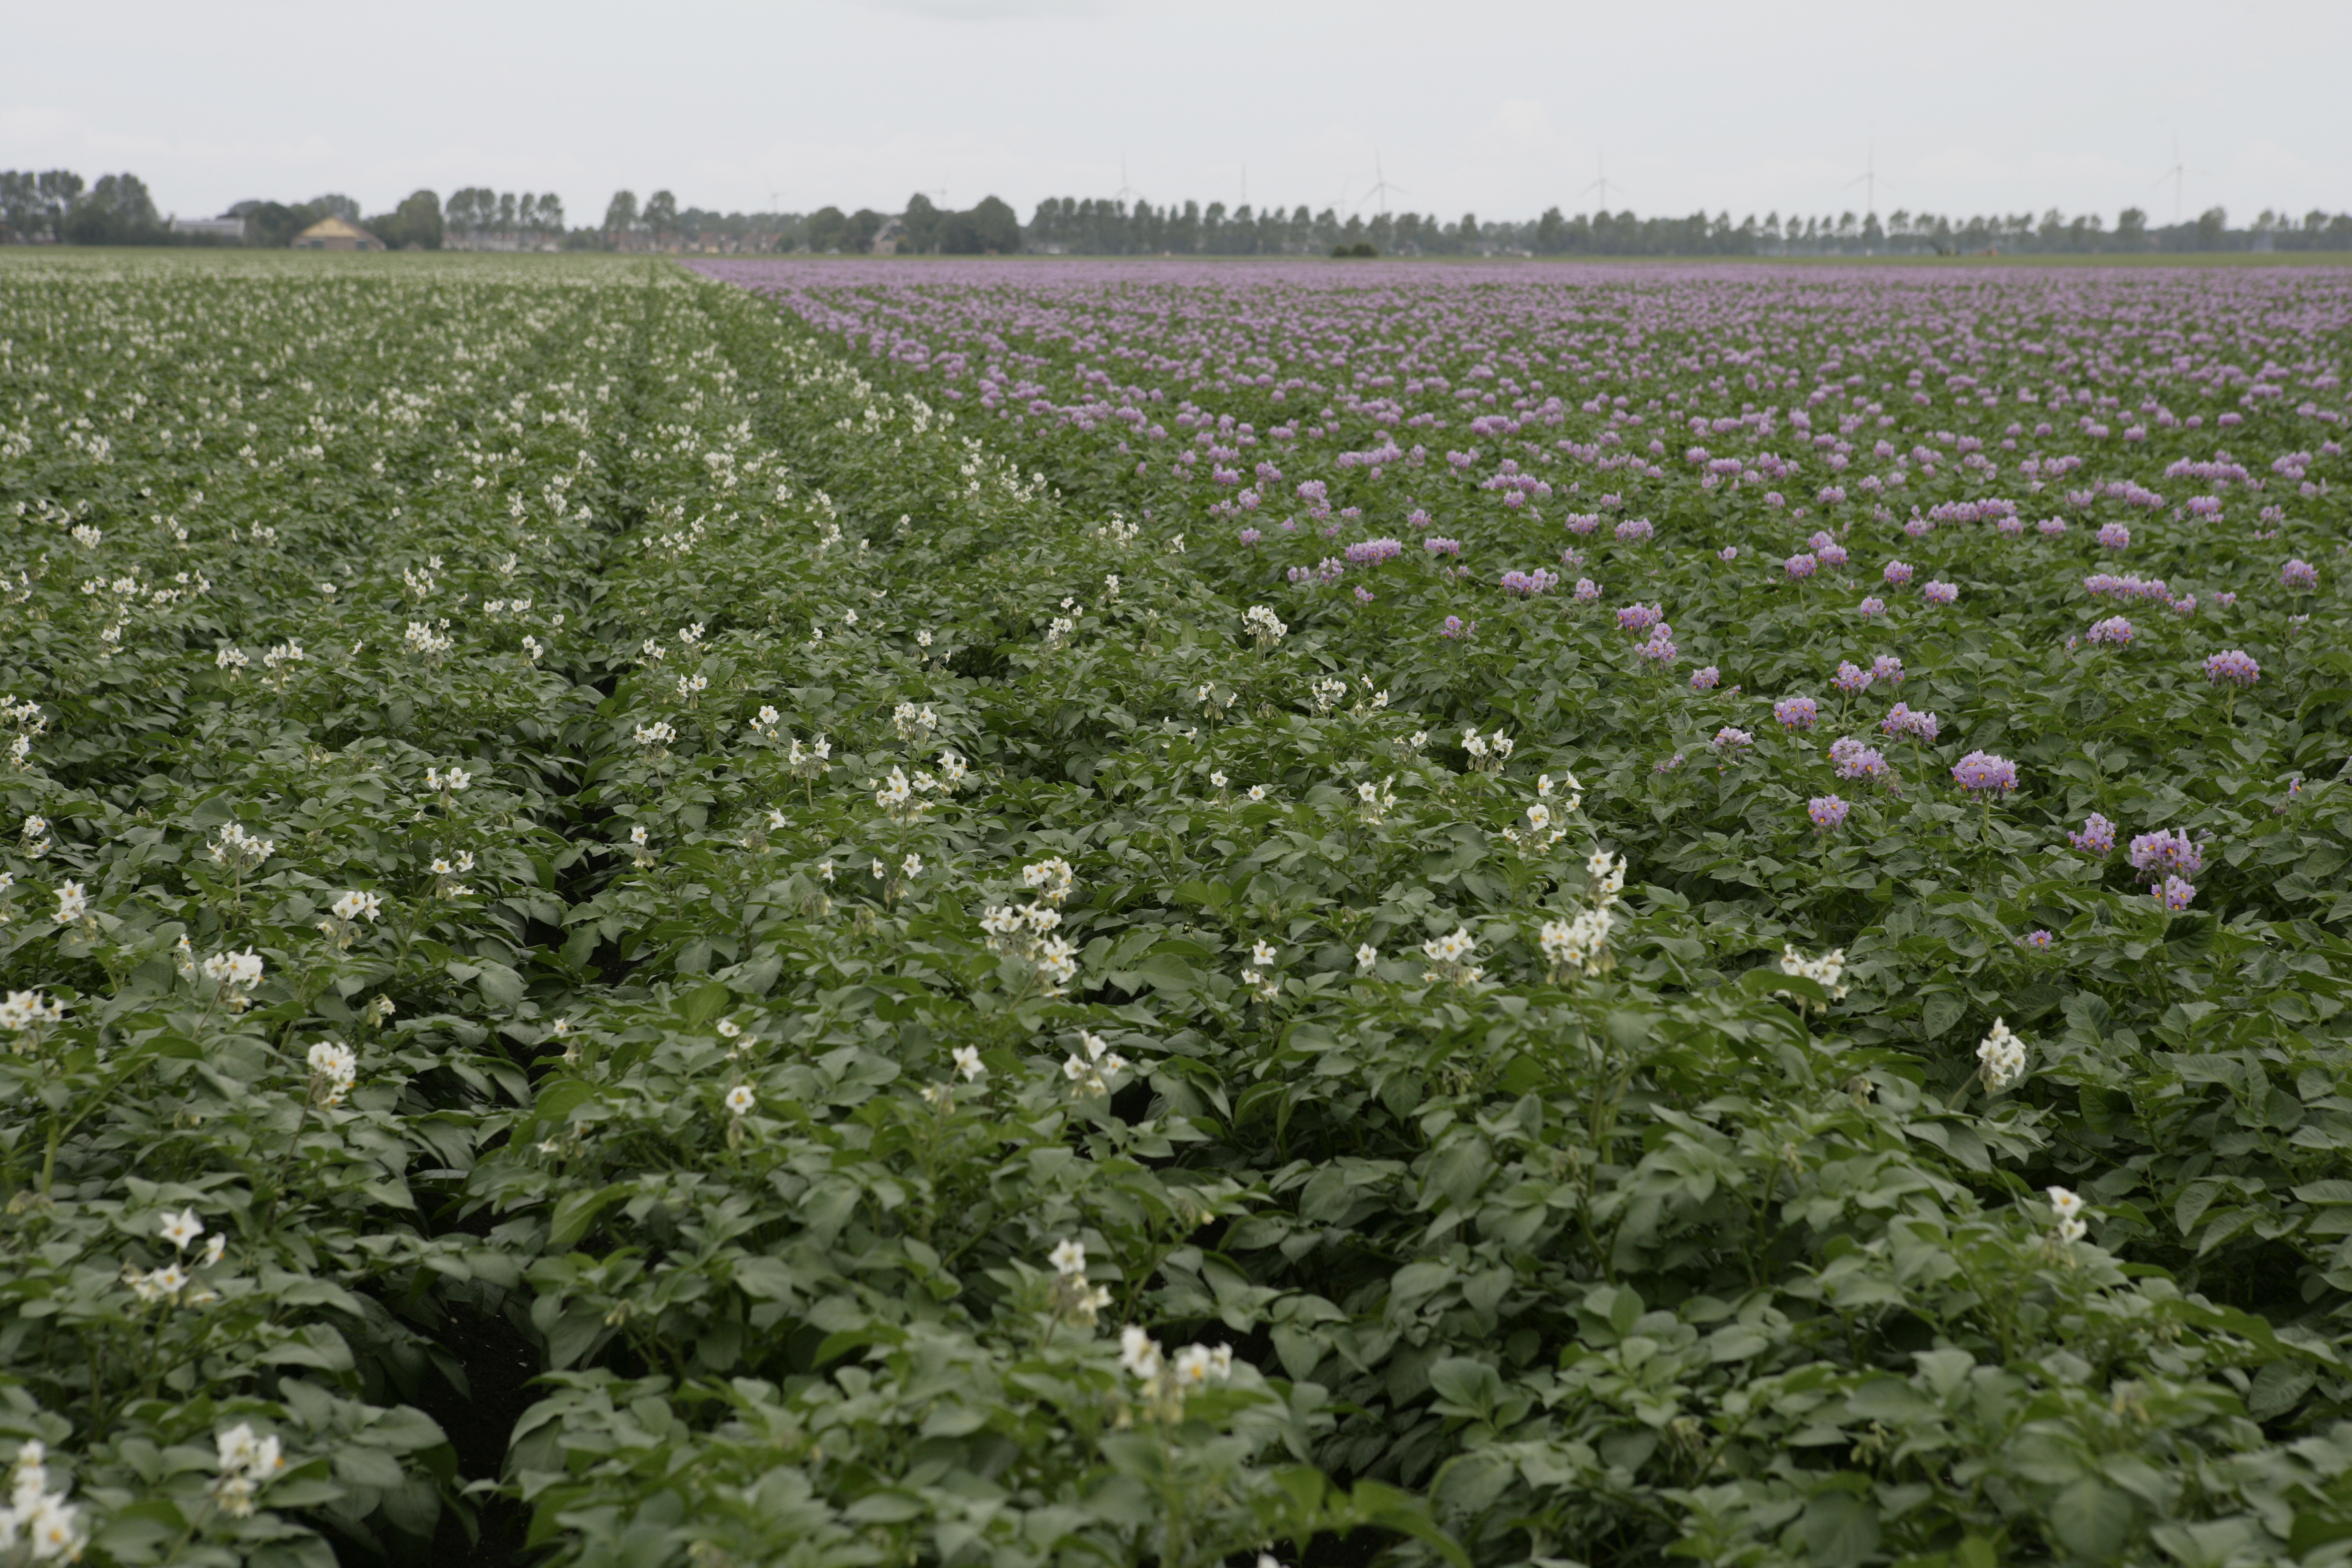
[871,217,906,256]
[171,215,247,241]
[291,216,384,252]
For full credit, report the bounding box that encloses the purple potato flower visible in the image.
[1829,736,1890,779]
[1952,751,2018,796]
[2069,813,2116,855]
[2128,829,2203,878]
[2204,649,2260,686]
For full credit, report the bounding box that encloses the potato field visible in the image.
[4,248,2352,1568]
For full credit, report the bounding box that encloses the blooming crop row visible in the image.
[3,247,2352,1568]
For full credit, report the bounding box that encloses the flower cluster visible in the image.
[2,1439,88,1560]
[200,947,264,1010]
[209,821,275,875]
[1774,696,1819,730]
[2069,813,2117,855]
[1537,849,1627,981]
[1808,795,1849,833]
[1829,736,1890,781]
[1420,926,1484,987]
[316,888,383,948]
[1117,1325,1236,1426]
[211,1421,288,1519]
[0,988,65,1051]
[2204,649,2260,687]
[891,701,939,743]
[1461,729,1513,772]
[1879,703,1940,741]
[1062,1029,1130,1096]
[1241,604,1286,648]
[125,1206,228,1307]
[981,860,1082,995]
[1046,1239,1113,1327]
[306,1040,358,1108]
[2047,1186,2090,1246]
[1778,945,1850,1003]
[784,733,831,783]
[2086,616,2134,646]
[2128,829,2204,879]
[1952,751,2018,796]
[1977,1018,2028,1091]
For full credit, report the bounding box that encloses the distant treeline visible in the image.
[1022,199,2352,256]
[8,167,2352,258]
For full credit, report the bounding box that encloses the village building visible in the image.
[170,215,247,240]
[290,216,384,252]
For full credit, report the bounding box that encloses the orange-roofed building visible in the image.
[291,216,384,252]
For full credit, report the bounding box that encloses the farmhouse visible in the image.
[290,216,384,252]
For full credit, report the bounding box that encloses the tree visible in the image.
[499,191,518,240]
[603,190,638,249]
[62,173,162,245]
[35,171,84,242]
[899,192,942,253]
[939,195,1019,255]
[367,190,444,250]
[1533,206,1566,253]
[0,172,40,242]
[312,193,359,222]
[2115,206,2148,249]
[2194,206,2227,251]
[535,193,564,236]
[643,190,679,245]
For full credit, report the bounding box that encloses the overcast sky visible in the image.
[8,0,2347,228]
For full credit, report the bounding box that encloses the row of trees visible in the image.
[1016,198,2352,257]
[0,173,449,249]
[444,189,564,249]
[0,171,164,245]
[10,168,2352,258]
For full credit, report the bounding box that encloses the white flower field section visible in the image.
[3,248,2352,1567]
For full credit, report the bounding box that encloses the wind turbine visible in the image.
[1114,156,1143,210]
[1582,150,1626,213]
[1364,152,1407,218]
[2152,133,2205,223]
[1845,143,1887,218]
